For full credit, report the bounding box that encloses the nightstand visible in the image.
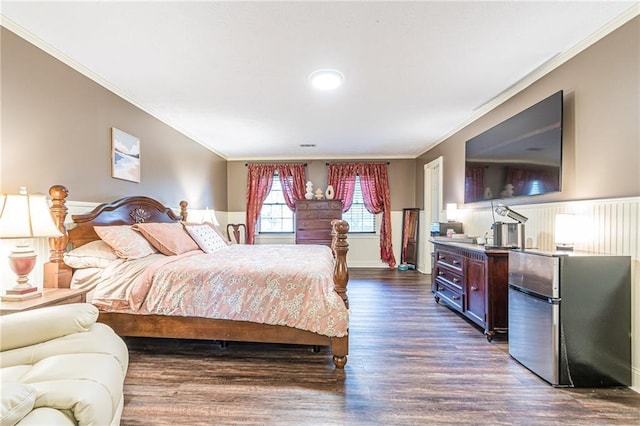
[0,288,89,316]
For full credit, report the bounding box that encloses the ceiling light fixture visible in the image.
[308,69,344,90]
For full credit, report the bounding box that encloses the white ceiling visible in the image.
[1,1,637,161]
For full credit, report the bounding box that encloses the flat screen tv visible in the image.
[464,90,563,204]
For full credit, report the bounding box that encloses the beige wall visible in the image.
[416,16,640,209]
[1,28,227,211]
[227,159,416,212]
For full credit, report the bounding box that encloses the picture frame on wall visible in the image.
[111,127,140,183]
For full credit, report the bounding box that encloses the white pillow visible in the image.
[184,224,229,254]
[64,240,118,269]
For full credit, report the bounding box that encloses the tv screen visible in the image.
[464,90,563,204]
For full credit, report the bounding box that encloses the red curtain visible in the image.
[277,163,307,210]
[245,164,277,244]
[327,162,396,268]
[327,163,358,212]
[245,163,306,244]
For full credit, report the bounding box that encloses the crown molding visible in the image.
[0,15,229,160]
[416,3,640,158]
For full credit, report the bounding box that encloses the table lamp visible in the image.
[0,188,63,301]
[202,207,220,226]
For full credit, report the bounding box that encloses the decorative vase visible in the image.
[305,181,314,200]
[314,188,324,200]
[325,185,335,200]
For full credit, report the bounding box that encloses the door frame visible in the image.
[423,156,443,272]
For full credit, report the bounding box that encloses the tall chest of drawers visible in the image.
[295,199,343,246]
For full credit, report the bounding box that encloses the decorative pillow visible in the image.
[63,240,118,269]
[0,383,36,426]
[94,225,158,260]
[183,223,230,254]
[181,221,231,246]
[132,222,199,256]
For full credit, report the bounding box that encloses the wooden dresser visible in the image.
[431,240,509,341]
[295,199,343,246]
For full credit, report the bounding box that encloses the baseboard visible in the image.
[631,367,640,394]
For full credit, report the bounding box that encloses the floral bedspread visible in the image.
[96,244,349,337]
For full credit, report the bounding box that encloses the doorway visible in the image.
[423,157,443,272]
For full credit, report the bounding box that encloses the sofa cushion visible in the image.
[0,383,36,426]
[0,304,98,353]
[15,407,75,426]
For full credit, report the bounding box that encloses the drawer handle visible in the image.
[437,286,444,291]
[452,277,460,283]
[471,285,478,291]
[438,271,444,276]
[452,295,461,301]
[438,255,445,260]
[452,260,461,265]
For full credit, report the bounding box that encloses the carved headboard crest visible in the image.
[130,207,151,223]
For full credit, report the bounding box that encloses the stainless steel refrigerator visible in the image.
[508,250,631,387]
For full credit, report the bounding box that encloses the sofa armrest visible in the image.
[0,304,98,352]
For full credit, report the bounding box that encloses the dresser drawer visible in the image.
[434,266,463,291]
[435,249,464,272]
[296,229,332,240]
[297,218,335,229]
[296,200,342,211]
[296,209,343,220]
[434,277,464,310]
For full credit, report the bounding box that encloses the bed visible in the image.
[44,185,350,368]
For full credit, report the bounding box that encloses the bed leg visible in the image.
[333,355,347,369]
[330,336,348,369]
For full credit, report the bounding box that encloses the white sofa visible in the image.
[0,303,128,425]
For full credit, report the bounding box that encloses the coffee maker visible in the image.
[492,205,527,248]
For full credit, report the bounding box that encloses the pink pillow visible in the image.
[133,222,199,256]
[94,225,158,260]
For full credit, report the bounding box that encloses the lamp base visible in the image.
[1,290,42,302]
[5,286,38,295]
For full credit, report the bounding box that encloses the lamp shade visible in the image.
[0,193,63,239]
[202,208,220,227]
[446,203,458,222]
[555,213,576,250]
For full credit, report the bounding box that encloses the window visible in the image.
[258,174,294,233]
[343,176,376,233]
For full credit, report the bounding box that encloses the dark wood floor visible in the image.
[120,269,640,425]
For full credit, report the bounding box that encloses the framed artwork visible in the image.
[111,127,140,183]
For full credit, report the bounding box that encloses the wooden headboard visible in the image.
[68,195,188,248]
[44,185,188,287]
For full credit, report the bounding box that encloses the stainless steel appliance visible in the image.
[491,222,525,248]
[508,250,631,387]
[491,204,527,248]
